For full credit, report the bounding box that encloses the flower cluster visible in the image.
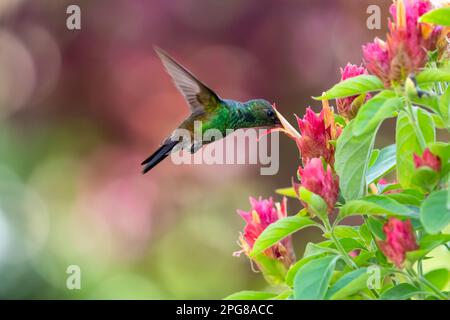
[232,0,449,300]
[235,197,295,270]
[297,158,339,213]
[336,63,371,120]
[413,147,441,171]
[295,107,340,165]
[363,0,448,86]
[294,102,341,213]
[378,218,419,268]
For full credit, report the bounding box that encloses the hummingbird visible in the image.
[141,48,281,174]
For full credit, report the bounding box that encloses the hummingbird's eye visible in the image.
[266,109,275,118]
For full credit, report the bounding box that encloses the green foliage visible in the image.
[324,225,360,239]
[317,75,384,100]
[335,120,378,201]
[411,93,440,114]
[339,195,416,220]
[325,267,382,300]
[407,234,450,262]
[416,68,450,84]
[384,189,424,207]
[298,187,328,221]
[275,187,297,198]
[411,167,440,192]
[366,144,396,185]
[424,269,450,291]
[293,255,339,300]
[352,91,402,136]
[439,85,450,127]
[233,17,450,300]
[419,7,450,26]
[380,283,422,300]
[396,108,435,189]
[366,216,386,240]
[250,215,319,257]
[285,253,327,287]
[420,190,450,234]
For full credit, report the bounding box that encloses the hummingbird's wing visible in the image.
[155,47,220,114]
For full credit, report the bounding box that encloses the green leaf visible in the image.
[250,215,318,257]
[420,234,450,251]
[335,120,379,201]
[368,149,380,167]
[419,7,450,26]
[303,241,338,257]
[420,190,450,234]
[326,268,376,300]
[424,269,450,291]
[428,142,450,167]
[416,68,450,84]
[380,183,402,194]
[411,93,440,114]
[339,195,416,220]
[353,92,401,136]
[431,113,446,129]
[448,176,450,211]
[385,189,424,207]
[285,253,327,287]
[366,144,396,185]
[298,187,328,221]
[359,223,373,246]
[411,167,440,193]
[380,283,421,300]
[293,255,339,300]
[353,251,376,267]
[324,225,360,239]
[224,291,278,300]
[439,85,450,127]
[275,187,297,198]
[251,253,289,285]
[318,75,384,100]
[366,216,386,240]
[331,238,366,252]
[396,109,435,189]
[406,234,450,262]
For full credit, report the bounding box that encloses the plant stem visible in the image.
[419,277,448,300]
[404,98,427,151]
[407,267,448,300]
[324,219,357,269]
[417,259,424,278]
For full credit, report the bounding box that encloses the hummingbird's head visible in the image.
[246,99,281,128]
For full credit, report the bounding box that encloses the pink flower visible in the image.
[349,249,361,258]
[363,38,391,86]
[236,197,295,268]
[296,107,341,165]
[378,218,419,268]
[363,0,445,86]
[413,148,441,171]
[297,158,339,213]
[336,63,372,120]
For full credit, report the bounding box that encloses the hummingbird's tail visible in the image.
[141,140,179,174]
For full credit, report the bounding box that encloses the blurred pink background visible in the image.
[0,0,393,298]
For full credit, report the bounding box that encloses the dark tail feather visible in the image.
[141,140,179,174]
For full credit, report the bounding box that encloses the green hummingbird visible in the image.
[141,48,281,174]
